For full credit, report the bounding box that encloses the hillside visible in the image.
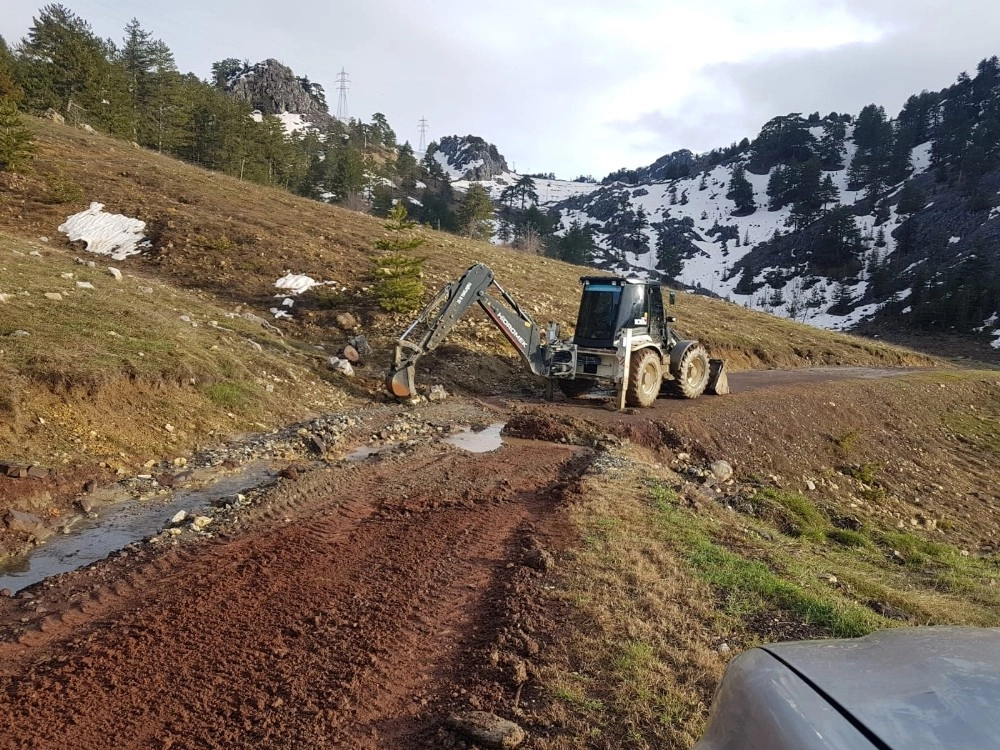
[3,100,1000,750]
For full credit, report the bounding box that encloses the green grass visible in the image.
[203,381,258,409]
[757,488,828,540]
[847,462,882,484]
[827,528,871,548]
[685,536,883,637]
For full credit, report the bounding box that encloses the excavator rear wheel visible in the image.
[626,348,663,407]
[665,344,710,399]
[557,378,594,399]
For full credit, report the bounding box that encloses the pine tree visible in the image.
[395,141,418,189]
[654,225,684,280]
[818,119,846,169]
[555,220,595,265]
[18,5,115,117]
[371,203,426,312]
[727,164,756,215]
[0,37,24,104]
[371,183,393,217]
[513,175,538,209]
[818,174,840,210]
[0,99,36,171]
[457,183,494,240]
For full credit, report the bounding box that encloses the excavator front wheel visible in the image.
[626,349,662,407]
[665,344,710,399]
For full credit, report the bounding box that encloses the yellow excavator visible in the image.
[387,263,727,409]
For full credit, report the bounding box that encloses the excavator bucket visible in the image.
[388,363,416,399]
[706,358,729,396]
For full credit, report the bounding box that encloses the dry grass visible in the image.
[533,431,1000,748]
[536,458,724,749]
[0,232,349,466]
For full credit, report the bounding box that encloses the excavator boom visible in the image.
[388,263,546,399]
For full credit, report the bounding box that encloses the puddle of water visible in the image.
[345,445,382,462]
[0,465,275,594]
[443,422,505,453]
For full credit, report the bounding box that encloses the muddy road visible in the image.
[0,367,926,749]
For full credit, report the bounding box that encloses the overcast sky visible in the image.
[3,1,1000,179]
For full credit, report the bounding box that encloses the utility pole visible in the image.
[335,68,350,122]
[418,116,429,155]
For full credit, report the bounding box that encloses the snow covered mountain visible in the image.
[430,64,1000,349]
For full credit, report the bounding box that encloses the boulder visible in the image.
[43,108,65,124]
[446,711,526,749]
[335,312,358,330]
[710,460,734,482]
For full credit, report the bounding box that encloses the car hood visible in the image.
[761,627,1000,750]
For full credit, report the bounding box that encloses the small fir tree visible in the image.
[0,100,36,172]
[371,203,426,312]
[457,183,495,240]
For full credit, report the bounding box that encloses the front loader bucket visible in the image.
[388,364,416,399]
[706,358,729,396]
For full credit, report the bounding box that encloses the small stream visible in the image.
[0,465,276,594]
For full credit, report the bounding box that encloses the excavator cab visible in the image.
[573,277,672,349]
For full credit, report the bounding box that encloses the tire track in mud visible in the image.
[0,440,588,749]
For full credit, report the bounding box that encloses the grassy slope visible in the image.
[3,118,931,364]
[0,231,350,467]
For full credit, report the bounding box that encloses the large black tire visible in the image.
[665,344,710,399]
[626,348,662,407]
[557,378,593,399]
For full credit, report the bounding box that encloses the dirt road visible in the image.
[0,367,930,748]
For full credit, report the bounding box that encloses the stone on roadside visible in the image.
[108,267,123,281]
[44,292,62,301]
[335,312,358,330]
[5,509,44,534]
[76,281,95,290]
[524,548,555,573]
[328,357,354,377]
[189,516,212,532]
[428,385,448,402]
[169,510,187,526]
[710,460,734,482]
[446,711,526,749]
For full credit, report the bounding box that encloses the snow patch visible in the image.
[58,203,151,260]
[273,273,337,296]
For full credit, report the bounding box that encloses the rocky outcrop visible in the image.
[433,135,510,181]
[226,59,334,127]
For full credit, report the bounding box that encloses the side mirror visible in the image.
[668,291,676,306]
[666,315,677,323]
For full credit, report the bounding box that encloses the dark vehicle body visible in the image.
[694,627,1000,750]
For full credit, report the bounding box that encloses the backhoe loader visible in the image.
[387,263,727,409]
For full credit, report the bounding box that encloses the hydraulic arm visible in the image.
[387,263,547,398]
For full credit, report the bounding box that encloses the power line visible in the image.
[335,68,350,122]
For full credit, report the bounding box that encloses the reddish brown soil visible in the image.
[0,439,584,749]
